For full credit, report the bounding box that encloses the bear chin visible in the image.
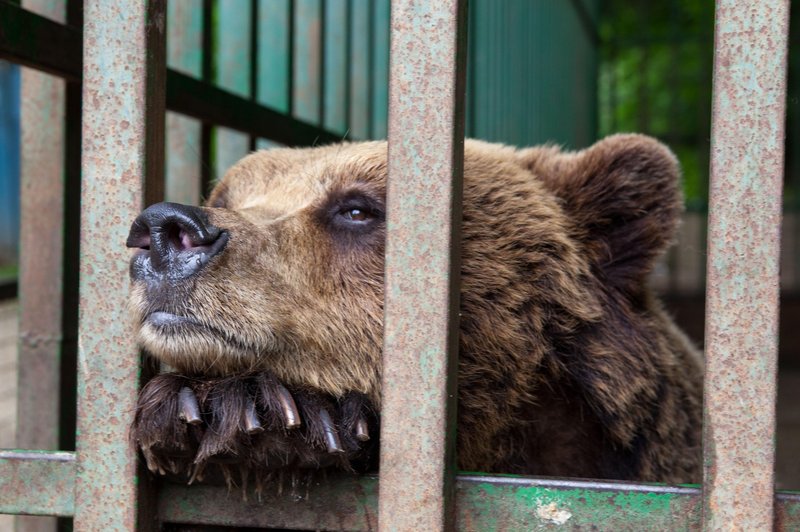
[128,134,703,487]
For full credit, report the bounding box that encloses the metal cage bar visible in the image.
[380,1,468,530]
[74,1,166,529]
[703,0,790,529]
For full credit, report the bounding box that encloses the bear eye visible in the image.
[340,207,374,223]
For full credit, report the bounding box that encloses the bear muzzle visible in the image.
[127,202,229,283]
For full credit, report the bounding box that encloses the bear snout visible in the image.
[127,202,229,282]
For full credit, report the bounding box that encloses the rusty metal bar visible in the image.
[17,0,66,454]
[380,1,468,530]
[0,451,75,517]
[703,1,790,530]
[74,0,165,530]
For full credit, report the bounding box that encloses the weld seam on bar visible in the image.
[703,1,790,530]
[75,1,166,530]
[380,1,468,530]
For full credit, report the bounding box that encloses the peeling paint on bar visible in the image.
[380,1,468,530]
[75,1,165,530]
[703,0,789,530]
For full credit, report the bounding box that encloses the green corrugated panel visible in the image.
[467,0,598,149]
[246,0,597,146]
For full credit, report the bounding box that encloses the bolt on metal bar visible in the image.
[380,1,468,530]
[75,0,165,530]
[703,1,789,530]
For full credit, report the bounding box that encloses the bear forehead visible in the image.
[210,141,389,215]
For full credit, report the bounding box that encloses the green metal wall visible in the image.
[164,0,599,192]
[467,0,599,149]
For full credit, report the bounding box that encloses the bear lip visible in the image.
[146,311,201,327]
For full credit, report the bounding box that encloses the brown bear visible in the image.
[128,134,703,486]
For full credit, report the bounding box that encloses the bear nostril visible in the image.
[127,233,151,250]
[127,202,227,280]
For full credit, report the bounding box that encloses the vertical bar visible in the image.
[215,0,252,178]
[369,0,389,139]
[248,0,259,151]
[200,0,214,196]
[60,0,83,456]
[380,1,468,530]
[75,1,165,530]
[257,0,291,113]
[17,0,65,453]
[348,0,369,139]
[703,1,789,530]
[166,0,203,205]
[16,3,66,532]
[293,0,322,124]
[323,0,347,134]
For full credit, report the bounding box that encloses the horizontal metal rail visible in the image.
[0,451,75,517]
[0,0,340,145]
[3,455,800,530]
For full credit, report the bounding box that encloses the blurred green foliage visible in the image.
[599,1,800,209]
[598,0,714,207]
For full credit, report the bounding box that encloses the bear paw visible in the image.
[131,372,378,486]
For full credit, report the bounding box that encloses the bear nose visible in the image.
[126,202,228,281]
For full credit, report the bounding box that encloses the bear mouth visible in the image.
[141,310,263,358]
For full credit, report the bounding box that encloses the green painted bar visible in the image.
[256,0,290,113]
[370,0,390,139]
[293,0,321,124]
[0,451,75,517]
[322,0,347,135]
[348,0,370,139]
[75,1,165,530]
[166,0,203,205]
[215,0,252,183]
[216,0,251,98]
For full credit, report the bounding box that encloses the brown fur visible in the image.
[130,134,703,483]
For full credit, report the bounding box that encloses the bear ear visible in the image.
[518,134,683,295]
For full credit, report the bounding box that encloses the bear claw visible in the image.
[178,387,202,425]
[131,372,378,485]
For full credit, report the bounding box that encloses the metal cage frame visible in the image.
[1,0,799,529]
